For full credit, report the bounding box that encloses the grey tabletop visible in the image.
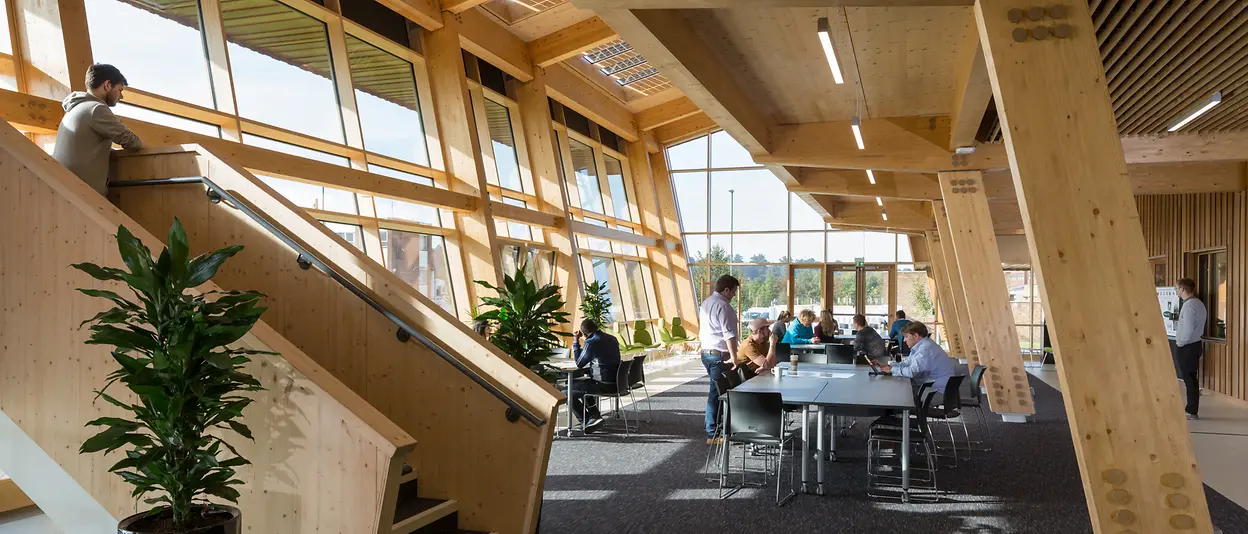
[731,375,829,404]
[766,363,916,411]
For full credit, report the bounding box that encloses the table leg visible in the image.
[801,405,810,494]
[901,408,911,503]
[564,371,574,437]
[829,415,837,462]
[816,406,826,496]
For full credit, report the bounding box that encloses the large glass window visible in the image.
[345,35,429,165]
[115,103,221,138]
[369,165,441,227]
[381,229,455,314]
[221,0,344,143]
[671,171,708,233]
[569,138,603,214]
[621,260,651,320]
[584,256,624,323]
[483,98,523,191]
[1195,250,1228,339]
[85,0,214,107]
[604,155,632,221]
[322,221,364,251]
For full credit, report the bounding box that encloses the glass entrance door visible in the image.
[862,267,892,333]
[828,266,857,332]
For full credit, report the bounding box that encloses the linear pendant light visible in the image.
[851,116,865,150]
[866,169,875,185]
[816,17,845,84]
[1168,91,1222,132]
[875,197,883,206]
[881,210,888,221]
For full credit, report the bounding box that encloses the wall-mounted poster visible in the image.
[1158,286,1179,338]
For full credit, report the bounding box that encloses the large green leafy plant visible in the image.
[73,220,268,529]
[474,262,570,370]
[579,280,612,328]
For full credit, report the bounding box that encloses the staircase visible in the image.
[0,121,561,533]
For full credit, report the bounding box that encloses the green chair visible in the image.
[631,320,661,350]
[668,317,696,343]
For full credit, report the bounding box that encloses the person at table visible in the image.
[570,319,621,433]
[782,309,818,345]
[873,321,959,394]
[766,310,793,366]
[888,310,913,357]
[814,309,841,343]
[737,317,775,372]
[851,313,889,362]
[699,274,741,444]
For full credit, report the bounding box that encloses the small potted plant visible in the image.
[474,262,570,378]
[579,280,611,327]
[73,220,268,534]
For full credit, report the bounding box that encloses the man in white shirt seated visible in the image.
[1175,277,1208,420]
[872,321,959,395]
[698,275,740,444]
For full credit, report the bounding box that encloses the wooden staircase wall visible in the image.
[109,146,564,534]
[0,122,414,532]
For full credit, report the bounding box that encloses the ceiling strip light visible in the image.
[881,210,888,221]
[876,197,883,206]
[816,17,845,84]
[1168,91,1223,132]
[866,169,876,185]
[851,116,865,150]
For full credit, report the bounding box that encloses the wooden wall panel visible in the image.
[0,129,410,534]
[1137,192,1248,401]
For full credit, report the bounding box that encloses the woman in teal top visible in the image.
[782,309,818,344]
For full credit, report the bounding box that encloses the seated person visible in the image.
[888,310,913,357]
[813,309,841,343]
[736,317,775,372]
[570,319,621,433]
[766,311,793,365]
[872,321,959,394]
[851,313,890,362]
[782,309,818,345]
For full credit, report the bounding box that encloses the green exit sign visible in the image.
[855,257,865,268]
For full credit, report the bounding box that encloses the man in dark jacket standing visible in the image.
[571,319,622,433]
[54,64,143,195]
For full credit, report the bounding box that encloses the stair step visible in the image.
[391,496,457,534]
[399,463,417,484]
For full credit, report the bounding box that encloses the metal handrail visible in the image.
[113,177,543,427]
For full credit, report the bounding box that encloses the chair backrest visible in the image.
[915,390,939,438]
[775,342,791,361]
[628,354,647,387]
[713,375,734,397]
[824,343,855,364]
[670,317,689,339]
[726,390,785,440]
[969,364,987,401]
[916,380,935,408]
[797,351,828,364]
[736,364,757,382]
[941,375,966,416]
[722,368,743,388]
[659,320,675,344]
[610,358,633,395]
[632,320,656,346]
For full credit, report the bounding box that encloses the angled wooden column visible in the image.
[976,0,1212,531]
[422,17,502,308]
[13,0,92,99]
[931,202,975,363]
[648,149,699,326]
[629,136,680,320]
[515,68,582,318]
[924,231,966,360]
[937,173,1034,416]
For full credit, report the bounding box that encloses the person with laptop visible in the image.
[871,322,958,394]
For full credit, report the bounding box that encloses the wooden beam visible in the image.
[653,111,718,146]
[636,96,701,131]
[375,0,442,31]
[977,0,1212,530]
[442,0,489,14]
[594,8,772,153]
[570,219,658,248]
[456,9,534,82]
[937,173,1033,415]
[544,63,639,141]
[924,231,967,360]
[1126,161,1247,194]
[516,68,583,319]
[817,197,934,230]
[949,29,992,150]
[794,168,1019,200]
[490,200,564,229]
[754,116,1011,172]
[573,0,973,7]
[930,202,975,363]
[529,16,618,68]
[1122,130,1248,165]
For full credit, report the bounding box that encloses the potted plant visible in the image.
[474,262,570,377]
[579,280,611,328]
[73,220,268,534]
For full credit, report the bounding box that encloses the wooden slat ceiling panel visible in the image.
[124,0,419,114]
[844,6,971,119]
[988,0,1248,139]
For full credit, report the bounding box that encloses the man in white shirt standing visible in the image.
[699,275,740,444]
[1175,278,1208,420]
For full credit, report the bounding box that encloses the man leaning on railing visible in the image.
[53,64,143,195]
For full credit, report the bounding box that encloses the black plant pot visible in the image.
[117,505,241,534]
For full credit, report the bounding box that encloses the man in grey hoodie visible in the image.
[53,64,143,195]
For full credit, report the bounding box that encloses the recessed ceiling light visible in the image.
[866,169,875,185]
[851,116,865,150]
[881,210,888,221]
[876,197,883,206]
[1168,91,1222,132]
[817,17,845,84]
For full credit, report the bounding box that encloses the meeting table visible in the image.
[731,362,918,501]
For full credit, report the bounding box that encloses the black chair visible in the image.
[627,354,653,422]
[722,367,744,389]
[774,342,791,362]
[824,343,855,364]
[703,375,736,476]
[736,363,757,382]
[582,359,635,437]
[959,365,991,450]
[720,391,797,505]
[926,375,968,464]
[868,389,941,502]
[797,351,828,364]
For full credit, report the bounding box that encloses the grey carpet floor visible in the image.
[539,374,1248,533]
